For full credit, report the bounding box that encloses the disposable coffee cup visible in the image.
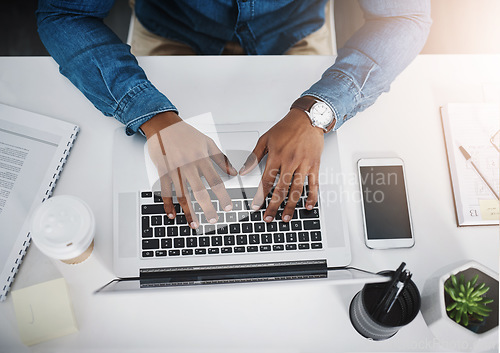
[31,195,95,264]
[349,270,421,340]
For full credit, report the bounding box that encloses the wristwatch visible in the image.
[291,96,336,133]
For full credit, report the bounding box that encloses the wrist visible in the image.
[140,111,181,139]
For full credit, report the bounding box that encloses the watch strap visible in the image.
[291,96,336,133]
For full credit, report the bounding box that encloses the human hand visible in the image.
[240,108,324,222]
[141,112,237,228]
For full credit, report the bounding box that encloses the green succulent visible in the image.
[444,273,494,327]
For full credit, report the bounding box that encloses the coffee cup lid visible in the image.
[31,195,95,260]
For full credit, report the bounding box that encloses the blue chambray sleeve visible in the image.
[302,0,432,130]
[36,0,177,135]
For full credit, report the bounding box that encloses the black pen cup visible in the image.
[349,270,421,340]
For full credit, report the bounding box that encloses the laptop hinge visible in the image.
[139,260,327,287]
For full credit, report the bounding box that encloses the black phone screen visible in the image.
[359,165,412,240]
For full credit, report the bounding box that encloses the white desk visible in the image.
[0,55,498,353]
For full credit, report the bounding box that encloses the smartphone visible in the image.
[358,158,414,249]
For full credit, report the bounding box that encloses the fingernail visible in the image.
[224,204,233,212]
[307,205,313,210]
[283,215,291,222]
[209,218,217,224]
[265,216,273,222]
[251,204,260,211]
[239,165,246,174]
[190,222,198,229]
[168,213,175,219]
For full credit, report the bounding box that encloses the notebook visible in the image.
[0,103,79,301]
[441,103,500,226]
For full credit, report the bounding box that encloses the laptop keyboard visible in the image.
[140,186,323,258]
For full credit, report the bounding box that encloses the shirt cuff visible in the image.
[301,70,360,132]
[114,81,178,136]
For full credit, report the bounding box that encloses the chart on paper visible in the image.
[441,103,500,226]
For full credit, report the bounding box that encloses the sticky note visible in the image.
[11,278,78,346]
[480,199,500,220]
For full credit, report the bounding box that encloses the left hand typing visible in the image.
[239,108,324,222]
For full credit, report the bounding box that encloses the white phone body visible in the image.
[357,158,415,249]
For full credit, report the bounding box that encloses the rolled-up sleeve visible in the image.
[303,0,432,130]
[36,0,177,135]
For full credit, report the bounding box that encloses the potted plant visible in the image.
[421,261,499,352]
[444,273,494,331]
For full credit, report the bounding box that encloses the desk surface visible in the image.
[0,55,498,353]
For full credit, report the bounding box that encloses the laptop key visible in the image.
[142,228,153,238]
[180,226,191,236]
[182,249,194,256]
[273,233,285,243]
[238,212,250,222]
[278,222,290,232]
[174,238,185,248]
[312,243,323,249]
[161,238,172,248]
[141,191,152,198]
[261,234,272,244]
[260,245,271,252]
[298,243,310,250]
[176,215,187,225]
[195,248,207,255]
[299,208,320,219]
[242,223,253,233]
[142,251,154,257]
[199,237,210,247]
[234,246,246,253]
[224,235,235,246]
[249,234,260,244]
[141,204,165,215]
[211,236,222,246]
[154,192,162,203]
[286,244,297,250]
[303,220,320,230]
[169,250,181,256]
[254,222,265,232]
[156,250,167,257]
[226,212,237,223]
[142,216,150,230]
[142,239,159,250]
[167,226,178,236]
[221,247,232,254]
[286,232,297,242]
[217,225,229,234]
[266,222,278,232]
[151,215,162,225]
[236,235,248,245]
[163,215,175,225]
[154,227,166,237]
[311,231,322,241]
[291,221,302,231]
[174,204,181,213]
[208,248,220,254]
[250,211,262,221]
[232,200,242,210]
[247,246,258,252]
[205,224,216,235]
[229,224,241,234]
[187,237,197,247]
[273,245,284,251]
[298,232,309,242]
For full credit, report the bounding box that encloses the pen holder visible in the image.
[349,270,421,340]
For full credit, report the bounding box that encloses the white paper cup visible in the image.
[31,195,95,264]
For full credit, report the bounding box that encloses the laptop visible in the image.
[98,115,387,293]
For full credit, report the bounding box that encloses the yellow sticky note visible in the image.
[11,278,78,346]
[480,199,500,220]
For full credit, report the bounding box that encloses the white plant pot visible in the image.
[421,261,498,352]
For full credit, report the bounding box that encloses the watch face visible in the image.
[310,102,334,128]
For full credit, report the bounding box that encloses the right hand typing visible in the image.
[140,112,237,228]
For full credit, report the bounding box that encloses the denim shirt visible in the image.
[36,0,431,135]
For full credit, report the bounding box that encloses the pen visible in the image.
[372,262,407,321]
[459,146,499,200]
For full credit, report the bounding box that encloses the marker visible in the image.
[459,146,499,200]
